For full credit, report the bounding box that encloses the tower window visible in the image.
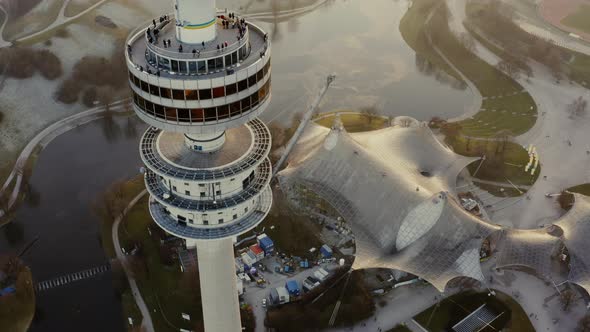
[185,190,190,195]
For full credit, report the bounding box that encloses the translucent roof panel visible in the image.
[494,228,563,280]
[278,118,498,291]
[555,195,590,295]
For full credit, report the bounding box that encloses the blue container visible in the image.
[285,280,300,296]
[320,244,333,258]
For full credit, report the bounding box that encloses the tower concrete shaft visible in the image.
[196,238,242,332]
[126,0,272,329]
[174,0,217,44]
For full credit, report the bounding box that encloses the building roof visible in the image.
[250,244,264,255]
[277,117,498,291]
[157,125,252,169]
[141,118,271,180]
[555,194,590,295]
[494,228,563,280]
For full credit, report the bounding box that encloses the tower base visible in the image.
[196,238,242,332]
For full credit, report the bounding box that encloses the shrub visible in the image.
[55,78,82,104]
[0,47,62,80]
[82,87,98,107]
[35,49,62,80]
[3,48,36,78]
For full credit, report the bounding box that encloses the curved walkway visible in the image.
[500,0,590,56]
[0,6,9,47]
[424,4,482,123]
[112,189,154,332]
[0,0,111,48]
[0,99,129,219]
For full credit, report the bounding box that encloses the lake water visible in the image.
[0,0,472,330]
[0,116,146,332]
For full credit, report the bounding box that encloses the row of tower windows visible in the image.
[129,59,271,101]
[176,207,248,226]
[146,44,249,75]
[132,78,270,122]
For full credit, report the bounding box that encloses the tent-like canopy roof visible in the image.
[278,117,499,291]
[494,228,563,280]
[555,194,590,295]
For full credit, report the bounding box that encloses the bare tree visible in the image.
[560,289,577,311]
[568,96,588,118]
[545,47,563,81]
[360,106,378,124]
[497,59,522,80]
[578,313,590,332]
[94,180,127,221]
[459,32,476,53]
[440,122,462,144]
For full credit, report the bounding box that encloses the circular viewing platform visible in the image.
[157,125,252,169]
[149,186,272,240]
[126,14,269,80]
[140,118,271,181]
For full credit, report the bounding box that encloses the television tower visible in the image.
[125,0,272,330]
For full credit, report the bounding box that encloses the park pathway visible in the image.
[112,189,154,332]
[0,99,129,220]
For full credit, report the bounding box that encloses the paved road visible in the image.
[0,99,129,219]
[112,189,155,332]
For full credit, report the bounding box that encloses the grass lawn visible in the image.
[425,4,537,138]
[0,261,35,332]
[399,0,463,82]
[266,270,374,331]
[466,1,590,88]
[386,324,412,332]
[414,290,534,332]
[315,112,390,133]
[64,0,103,17]
[120,289,143,330]
[450,136,539,186]
[569,183,590,196]
[562,4,590,35]
[471,182,526,197]
[242,189,323,257]
[98,176,145,259]
[3,0,65,41]
[118,197,204,332]
[569,51,590,86]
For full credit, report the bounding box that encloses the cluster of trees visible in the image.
[265,269,374,331]
[55,38,129,104]
[568,96,588,118]
[93,179,129,222]
[468,1,567,80]
[0,47,62,80]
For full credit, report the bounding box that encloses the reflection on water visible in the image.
[0,0,477,329]
[245,0,472,124]
[0,115,146,332]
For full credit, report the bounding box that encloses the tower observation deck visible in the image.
[125,0,272,330]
